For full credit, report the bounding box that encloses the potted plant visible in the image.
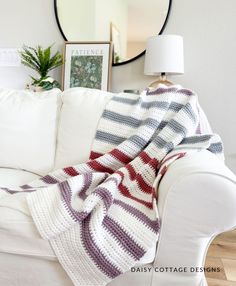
[19,44,63,91]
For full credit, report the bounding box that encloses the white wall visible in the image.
[0,0,64,89]
[0,0,236,171]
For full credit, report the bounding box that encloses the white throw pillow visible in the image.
[0,88,61,175]
[55,87,113,169]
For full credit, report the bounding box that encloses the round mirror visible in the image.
[54,0,172,66]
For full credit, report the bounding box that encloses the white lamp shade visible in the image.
[144,35,184,75]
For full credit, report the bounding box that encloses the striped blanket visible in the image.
[0,86,223,286]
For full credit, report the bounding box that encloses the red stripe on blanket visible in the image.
[135,174,153,194]
[116,170,153,209]
[89,151,104,160]
[157,153,185,177]
[88,160,114,174]
[126,159,159,191]
[161,152,186,166]
[63,167,80,177]
[139,151,152,164]
[126,164,136,180]
[119,182,153,209]
[159,165,168,176]
[110,149,132,164]
[148,158,159,170]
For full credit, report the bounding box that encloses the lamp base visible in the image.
[148,74,173,88]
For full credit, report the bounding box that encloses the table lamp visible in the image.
[144,35,184,87]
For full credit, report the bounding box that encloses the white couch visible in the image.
[0,87,236,286]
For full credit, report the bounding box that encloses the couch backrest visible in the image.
[0,87,213,176]
[54,88,113,169]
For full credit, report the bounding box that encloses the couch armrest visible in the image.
[157,150,236,221]
[151,150,236,286]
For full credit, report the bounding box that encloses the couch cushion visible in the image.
[0,167,40,188]
[55,88,113,169]
[0,88,61,175]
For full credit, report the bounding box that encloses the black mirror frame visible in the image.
[54,0,172,67]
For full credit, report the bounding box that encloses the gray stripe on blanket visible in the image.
[146,87,194,96]
[129,135,150,148]
[102,110,160,129]
[95,131,148,148]
[183,103,197,123]
[153,136,174,151]
[95,130,127,145]
[168,119,187,136]
[111,96,184,112]
[182,135,212,144]
[208,142,223,153]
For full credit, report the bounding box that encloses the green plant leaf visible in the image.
[19,44,63,80]
[19,46,40,72]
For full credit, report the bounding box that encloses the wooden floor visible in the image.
[206,229,236,285]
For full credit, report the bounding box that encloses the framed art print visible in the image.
[62,42,112,91]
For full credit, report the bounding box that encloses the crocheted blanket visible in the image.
[0,86,223,286]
